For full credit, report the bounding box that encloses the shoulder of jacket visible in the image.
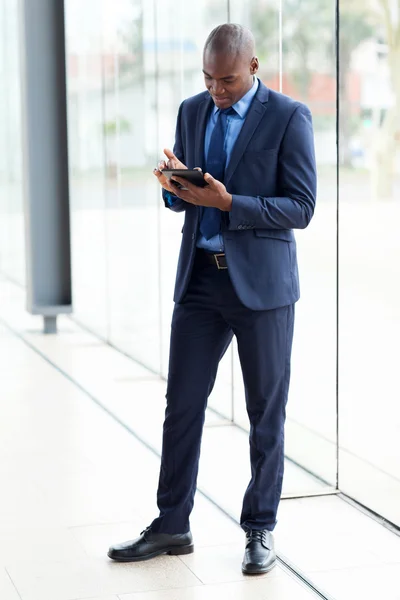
[267,89,311,115]
[180,91,210,112]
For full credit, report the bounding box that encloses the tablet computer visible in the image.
[162,169,208,189]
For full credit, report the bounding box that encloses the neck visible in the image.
[242,76,255,97]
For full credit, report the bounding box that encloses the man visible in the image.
[108,23,316,574]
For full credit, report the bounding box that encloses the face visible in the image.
[203,51,259,109]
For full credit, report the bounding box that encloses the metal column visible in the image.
[19,0,72,333]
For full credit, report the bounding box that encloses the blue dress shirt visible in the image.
[167,77,259,253]
[197,77,259,252]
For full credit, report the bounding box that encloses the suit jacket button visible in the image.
[192,233,195,240]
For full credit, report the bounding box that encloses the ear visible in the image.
[250,56,259,75]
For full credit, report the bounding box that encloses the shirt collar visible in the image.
[213,76,259,118]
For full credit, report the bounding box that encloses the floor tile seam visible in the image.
[176,555,207,586]
[4,566,23,600]
[67,527,95,562]
[68,316,162,380]
[276,557,336,600]
[291,560,392,575]
[337,494,400,536]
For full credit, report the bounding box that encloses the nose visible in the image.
[210,81,226,96]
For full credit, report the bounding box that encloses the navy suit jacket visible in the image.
[164,79,317,311]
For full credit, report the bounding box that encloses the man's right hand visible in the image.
[153,148,187,194]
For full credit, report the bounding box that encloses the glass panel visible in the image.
[157,0,233,418]
[0,0,25,285]
[230,0,338,494]
[281,0,337,490]
[65,0,109,338]
[103,0,161,371]
[339,0,400,526]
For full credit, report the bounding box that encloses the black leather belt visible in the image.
[197,250,228,270]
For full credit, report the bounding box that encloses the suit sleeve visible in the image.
[228,104,317,230]
[162,101,187,213]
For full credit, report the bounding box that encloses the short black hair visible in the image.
[204,24,255,61]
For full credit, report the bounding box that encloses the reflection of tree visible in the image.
[251,0,333,96]
[116,1,144,86]
[339,6,374,167]
[373,0,400,198]
[250,0,373,167]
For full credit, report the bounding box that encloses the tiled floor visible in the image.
[0,311,316,600]
[1,277,400,600]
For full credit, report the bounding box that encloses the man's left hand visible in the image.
[171,173,232,212]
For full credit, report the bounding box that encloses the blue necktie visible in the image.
[200,107,236,240]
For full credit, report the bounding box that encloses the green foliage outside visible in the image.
[103,118,132,136]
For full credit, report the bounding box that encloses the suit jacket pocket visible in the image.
[244,148,279,155]
[253,229,294,242]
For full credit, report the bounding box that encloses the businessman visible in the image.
[108,23,316,574]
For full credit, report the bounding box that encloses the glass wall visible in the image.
[64,0,109,339]
[65,0,338,496]
[338,0,400,525]
[103,0,164,372]
[0,0,25,286]
[0,0,396,527]
[229,0,338,488]
[64,0,399,515]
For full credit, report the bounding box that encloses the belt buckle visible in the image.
[214,253,227,270]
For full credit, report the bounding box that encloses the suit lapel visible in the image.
[224,81,270,188]
[194,94,213,170]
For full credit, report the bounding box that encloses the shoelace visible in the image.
[246,529,268,545]
[140,526,152,539]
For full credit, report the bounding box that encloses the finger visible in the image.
[164,149,178,169]
[194,167,202,171]
[153,168,175,193]
[164,148,176,161]
[158,160,167,170]
[169,186,193,202]
[169,178,200,203]
[154,168,166,180]
[171,176,198,191]
[203,173,220,188]
[164,148,188,170]
[171,177,201,198]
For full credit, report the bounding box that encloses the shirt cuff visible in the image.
[164,191,179,207]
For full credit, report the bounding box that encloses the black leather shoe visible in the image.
[242,529,276,574]
[107,527,194,562]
